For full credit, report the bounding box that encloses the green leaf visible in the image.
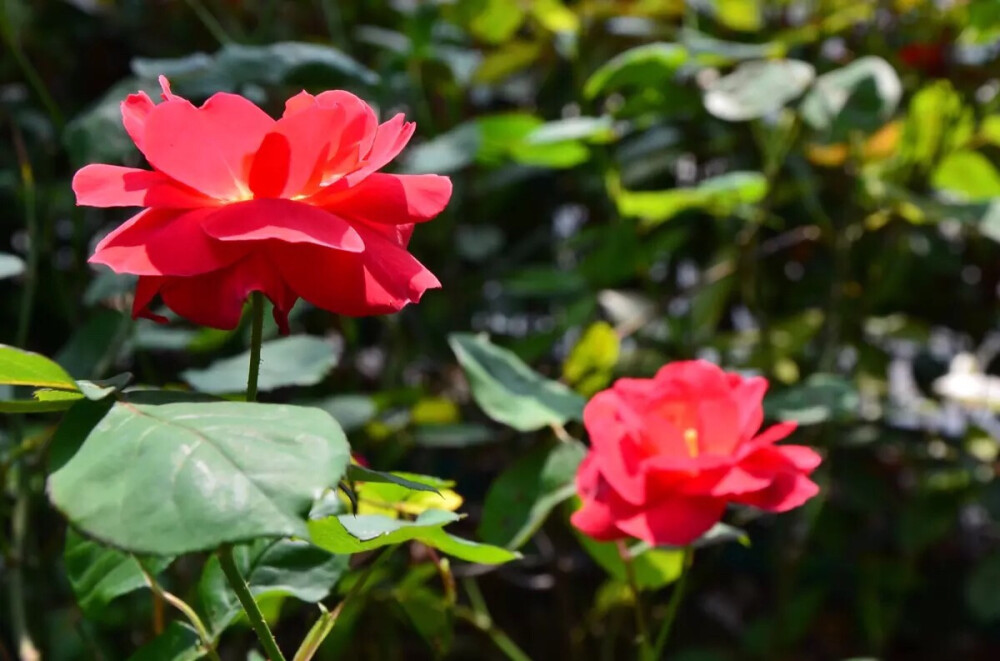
[704,59,814,122]
[479,440,586,549]
[525,116,615,145]
[931,151,1000,202]
[412,423,498,447]
[309,509,519,564]
[681,28,784,66]
[0,344,79,390]
[585,43,689,99]
[346,465,441,494]
[48,402,350,554]
[127,622,204,661]
[468,0,525,44]
[0,252,24,279]
[704,0,763,31]
[64,529,173,617]
[575,534,685,590]
[800,56,901,139]
[131,42,378,98]
[562,322,620,396]
[198,539,349,636]
[448,333,585,431]
[617,171,767,228]
[905,81,973,169]
[182,336,338,394]
[529,0,579,33]
[765,374,859,425]
[474,41,542,83]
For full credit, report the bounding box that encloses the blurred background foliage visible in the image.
[5,0,1000,659]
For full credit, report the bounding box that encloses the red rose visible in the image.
[571,361,821,547]
[73,77,451,331]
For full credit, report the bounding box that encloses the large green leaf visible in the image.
[182,336,338,394]
[63,529,173,617]
[584,43,689,98]
[478,440,586,549]
[800,56,901,139]
[704,59,814,122]
[198,539,349,636]
[309,509,518,564]
[48,402,350,554]
[448,333,585,431]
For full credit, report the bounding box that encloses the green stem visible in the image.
[618,540,652,660]
[9,476,39,661]
[139,564,221,661]
[246,292,265,402]
[218,545,287,661]
[651,546,694,658]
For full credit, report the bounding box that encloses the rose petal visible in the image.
[322,173,452,224]
[733,473,819,513]
[73,164,213,209]
[344,114,415,185]
[201,198,364,252]
[583,390,649,505]
[616,496,726,547]
[90,208,246,276]
[274,222,439,317]
[141,93,274,200]
[153,253,298,331]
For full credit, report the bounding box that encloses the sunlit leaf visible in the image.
[931,151,1000,202]
[563,322,620,396]
[449,333,585,431]
[617,171,767,228]
[704,59,814,122]
[309,509,519,564]
[49,402,350,554]
[800,56,901,139]
[0,345,79,390]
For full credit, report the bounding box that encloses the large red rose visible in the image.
[73,76,451,332]
[571,361,821,547]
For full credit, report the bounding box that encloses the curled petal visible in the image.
[201,199,363,252]
[73,164,213,209]
[583,390,648,505]
[249,105,347,198]
[121,91,156,152]
[570,454,626,541]
[345,114,415,185]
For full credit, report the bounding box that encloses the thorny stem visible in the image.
[651,546,695,658]
[218,544,287,661]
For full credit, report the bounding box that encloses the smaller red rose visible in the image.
[571,360,821,547]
